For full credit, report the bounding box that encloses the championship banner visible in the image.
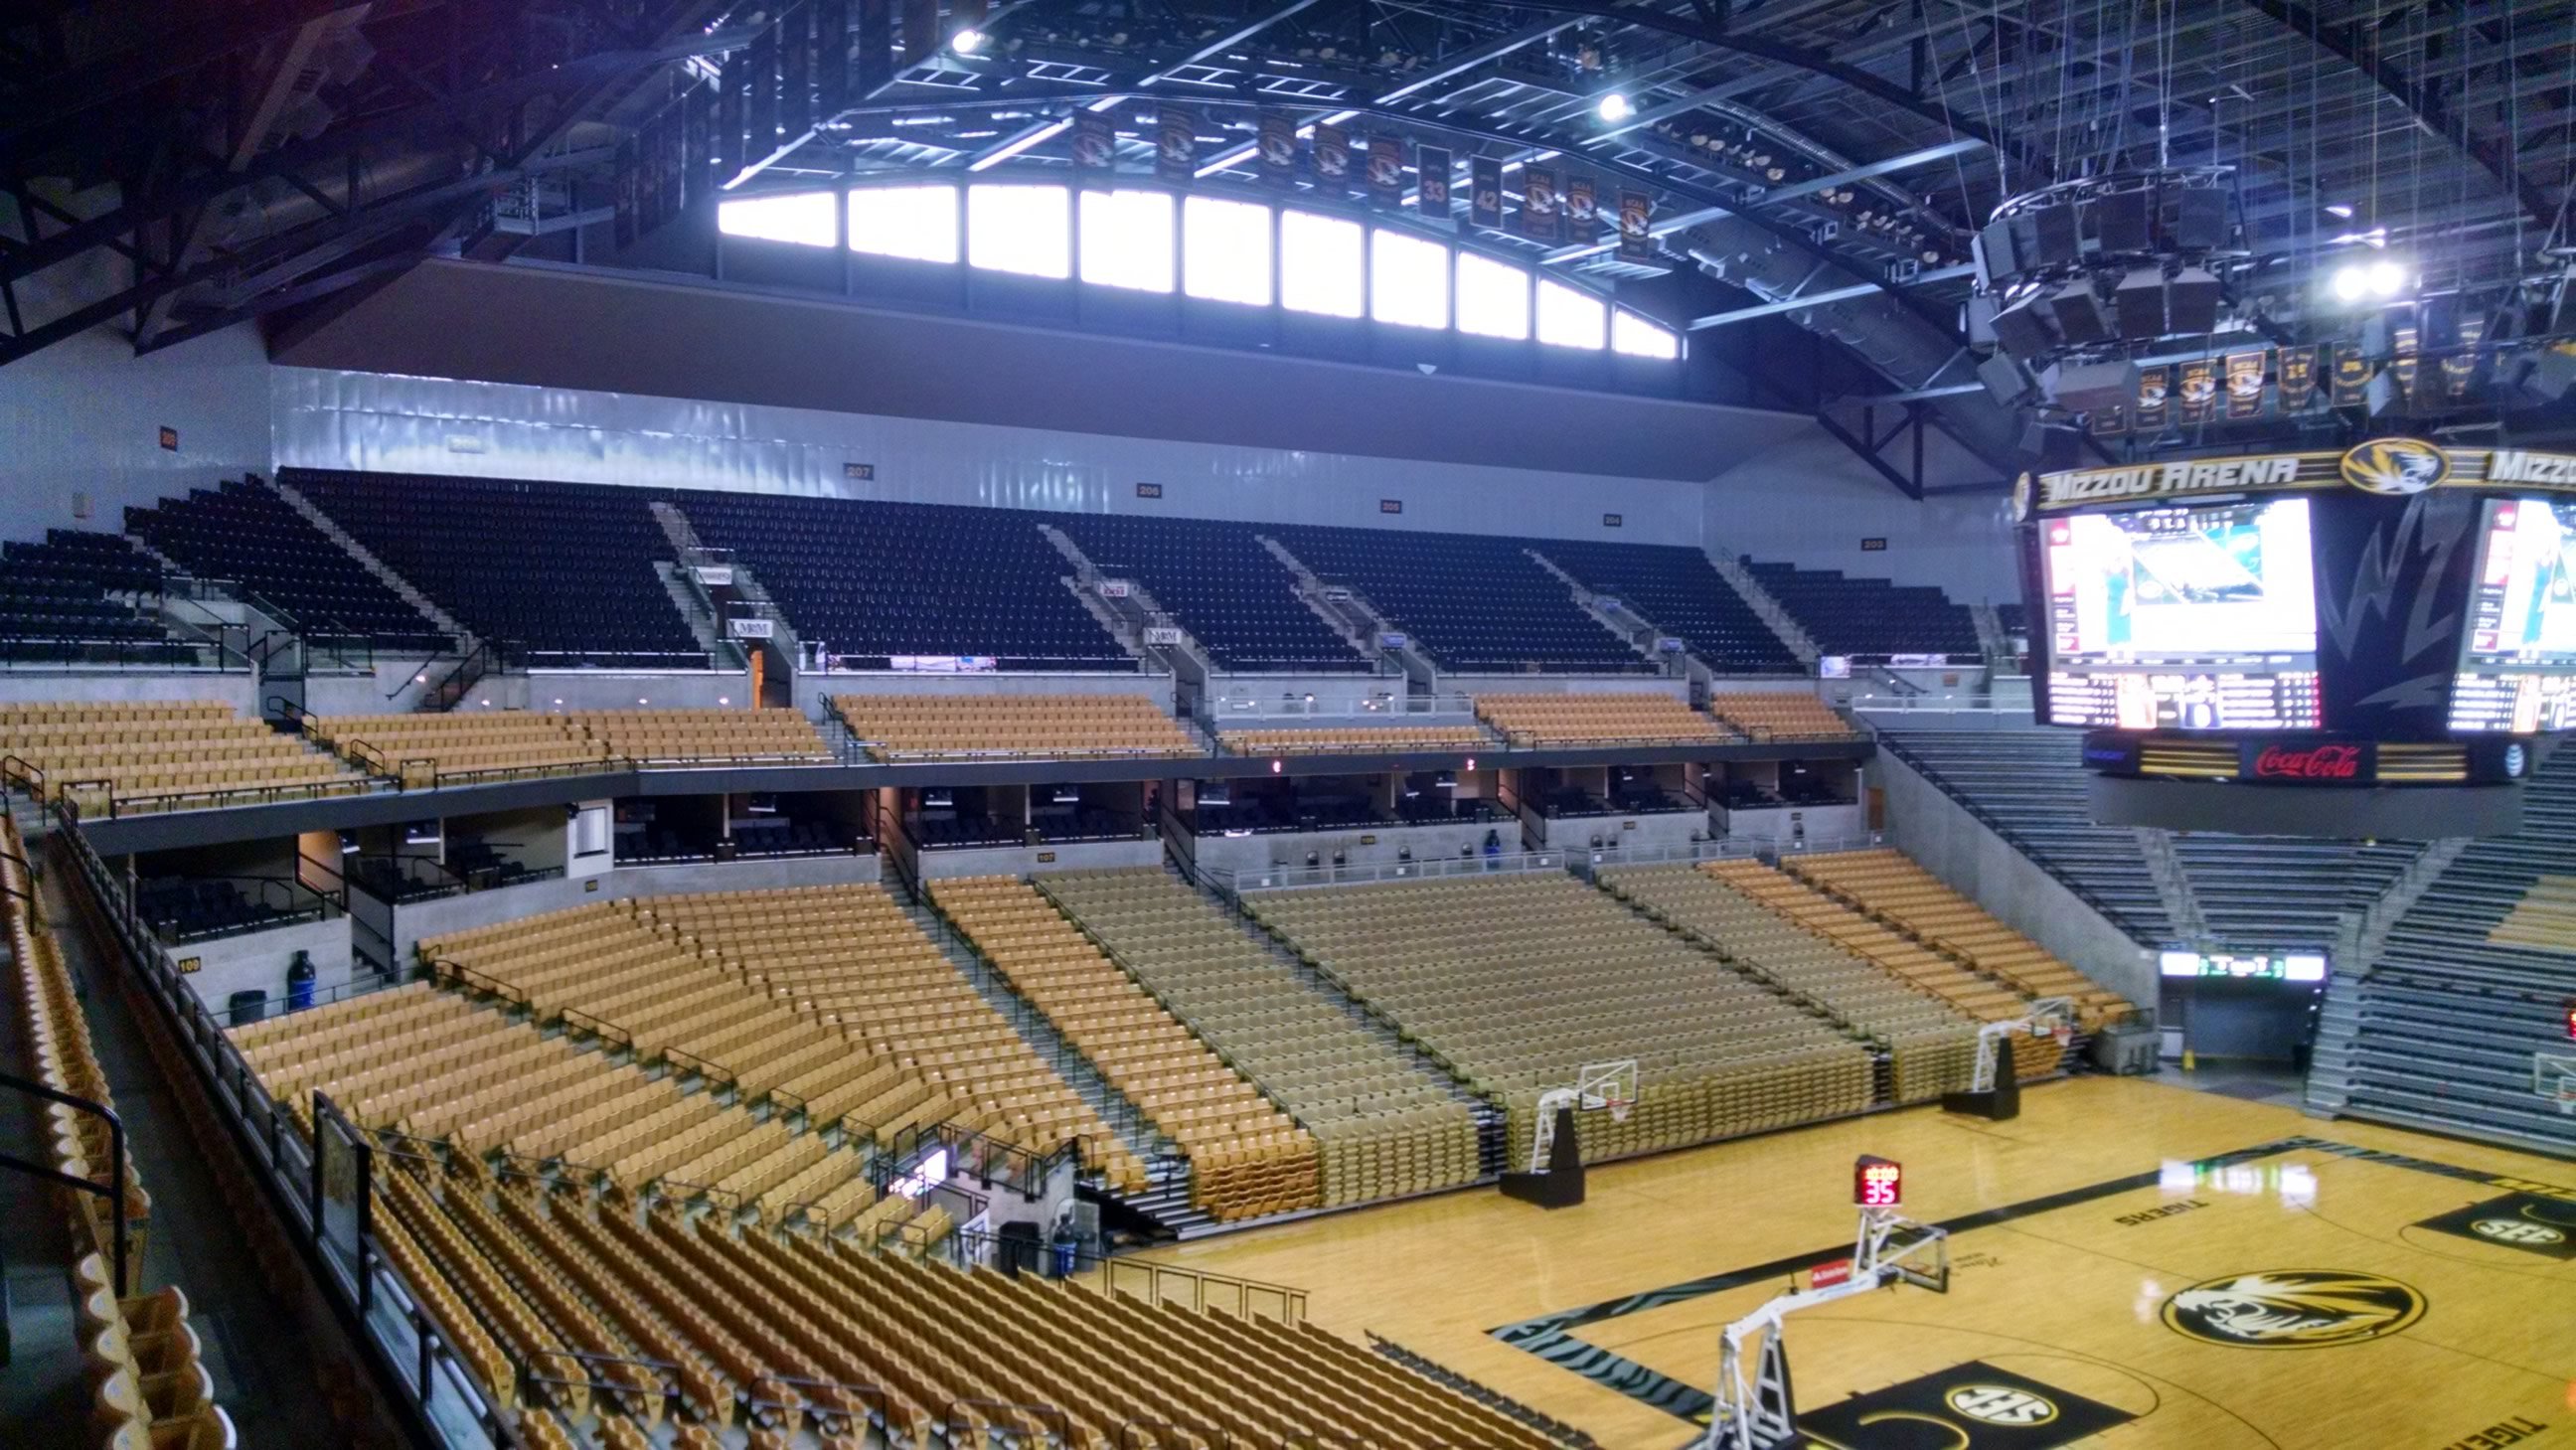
[2134,364,2170,430]
[1565,172,1597,234]
[1155,105,1195,184]
[1617,190,1653,258]
[1258,111,1297,190]
[2088,403,2129,437]
[1470,156,1504,229]
[2446,315,2486,400]
[2176,358,2218,425]
[2331,345,2369,408]
[2279,344,2319,409]
[1314,122,1352,192]
[1521,165,1560,242]
[1416,145,1452,222]
[1070,110,1115,172]
[2224,349,2267,420]
[2392,322,2421,409]
[1365,133,1403,209]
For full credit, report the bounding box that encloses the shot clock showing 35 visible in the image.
[1854,1155,1903,1208]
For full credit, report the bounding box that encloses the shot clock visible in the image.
[1854,1155,1903,1208]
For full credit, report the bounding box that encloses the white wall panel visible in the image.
[1703,429,2019,603]
[0,317,270,542]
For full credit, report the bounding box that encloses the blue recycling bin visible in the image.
[286,950,317,1012]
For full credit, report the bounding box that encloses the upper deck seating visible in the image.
[287,469,701,667]
[679,491,1130,671]
[1039,869,1479,1208]
[1053,513,1370,672]
[0,530,183,663]
[1535,540,1801,672]
[1265,524,1644,673]
[1746,559,1980,660]
[1246,874,1872,1166]
[1473,692,1734,746]
[1216,724,1490,755]
[1704,693,1859,740]
[0,700,369,814]
[832,693,1199,759]
[127,480,448,651]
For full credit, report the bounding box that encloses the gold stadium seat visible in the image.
[831,693,1199,760]
[1470,692,1737,746]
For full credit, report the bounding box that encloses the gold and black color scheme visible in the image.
[2413,1195,2576,1259]
[2159,1270,2427,1349]
[1797,1362,2136,1449]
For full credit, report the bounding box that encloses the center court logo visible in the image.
[2471,1218,2566,1246]
[1946,1384,2059,1426]
[2162,1269,2426,1348]
[2339,437,2452,495]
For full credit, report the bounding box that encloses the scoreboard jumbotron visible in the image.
[2016,437,2571,836]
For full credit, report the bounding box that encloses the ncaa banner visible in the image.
[1416,146,1453,223]
[1156,105,1195,184]
[2331,345,2369,407]
[1618,190,1653,258]
[1258,112,1297,190]
[2176,358,2217,425]
[1522,165,1560,242]
[1471,156,1505,229]
[1071,110,1114,171]
[1565,172,1597,234]
[2446,315,2486,400]
[2224,350,2267,420]
[1366,134,1404,209]
[1314,122,1352,192]
[2134,364,2171,430]
[2278,344,2319,409]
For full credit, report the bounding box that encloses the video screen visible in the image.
[2450,498,2576,733]
[2040,498,2322,731]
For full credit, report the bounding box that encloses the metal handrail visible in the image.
[0,1068,130,1292]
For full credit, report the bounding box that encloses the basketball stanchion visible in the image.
[1943,996,2073,1121]
[1701,1157,1950,1450]
[1500,1059,1636,1209]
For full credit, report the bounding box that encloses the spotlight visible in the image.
[2331,258,2410,303]
[1596,93,1634,123]
[951,27,987,55]
[2365,258,2408,296]
[2325,203,2354,219]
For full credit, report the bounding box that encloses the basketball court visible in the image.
[1136,1075,2576,1449]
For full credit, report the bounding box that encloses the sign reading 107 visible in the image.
[1854,1155,1903,1208]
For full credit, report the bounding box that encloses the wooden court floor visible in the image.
[1137,1076,2576,1449]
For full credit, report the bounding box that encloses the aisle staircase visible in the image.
[1706,552,1819,665]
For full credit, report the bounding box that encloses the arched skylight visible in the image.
[849,186,958,263]
[1280,210,1364,319]
[967,184,1070,278]
[1079,189,1175,293]
[1455,250,1531,341]
[1536,278,1607,351]
[1184,196,1272,305]
[1613,310,1682,360]
[718,191,836,247]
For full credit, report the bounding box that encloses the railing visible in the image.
[348,852,471,903]
[1203,691,1475,720]
[0,633,229,670]
[1217,847,1570,895]
[63,771,386,819]
[0,1068,132,1293]
[941,1225,1310,1324]
[137,871,341,945]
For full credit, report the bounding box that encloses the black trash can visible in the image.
[996,1220,1044,1278]
[228,990,267,1026]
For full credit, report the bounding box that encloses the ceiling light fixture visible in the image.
[1596,93,1634,123]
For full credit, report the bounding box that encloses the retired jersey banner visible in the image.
[1071,110,1114,171]
[2446,315,2486,400]
[1365,134,1404,209]
[2332,345,2369,407]
[1565,172,1597,233]
[2176,358,2218,425]
[1618,190,1653,258]
[1155,105,1195,184]
[2279,344,2319,409]
[1314,122,1352,192]
[1470,156,1504,229]
[2225,350,2268,420]
[1416,146,1452,222]
[1258,111,1297,189]
[2135,364,2171,430]
[1521,165,1560,242]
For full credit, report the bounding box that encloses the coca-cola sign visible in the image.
[2250,742,2365,781]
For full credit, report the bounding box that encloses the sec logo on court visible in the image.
[1946,1384,2058,1426]
[2471,1218,2565,1246]
[2161,1269,2427,1349]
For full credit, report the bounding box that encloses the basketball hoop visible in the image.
[1607,1096,1635,1124]
[2052,1024,2074,1049]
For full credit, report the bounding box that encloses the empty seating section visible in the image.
[1267,524,1643,672]
[1040,870,1479,1207]
[0,700,368,813]
[1747,559,1980,659]
[1705,859,2067,1078]
[1246,875,1871,1166]
[931,876,1320,1220]
[1705,692,1859,740]
[1535,540,1800,672]
[575,709,831,763]
[304,711,609,784]
[833,693,1198,759]
[1218,724,1490,755]
[127,479,451,651]
[2168,836,2415,953]
[1054,513,1368,672]
[2347,748,2576,1149]
[1474,692,1732,746]
[1786,851,2136,1030]
[0,529,180,662]
[288,469,700,667]
[678,490,1128,671]
[623,886,1149,1193]
[8,818,239,1449]
[1878,728,2172,943]
[1598,865,1978,1102]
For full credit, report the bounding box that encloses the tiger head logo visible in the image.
[2339,437,2452,495]
[2162,1270,2426,1349]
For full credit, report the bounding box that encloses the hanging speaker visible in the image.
[1963,293,2000,347]
[2174,189,2228,250]
[2093,190,2151,251]
[2113,268,2167,338]
[2049,359,2139,414]
[2167,266,2221,335]
[1975,218,2019,286]
[2032,204,2081,267]
[1990,294,2058,359]
[2051,279,2111,344]
[1978,352,2028,405]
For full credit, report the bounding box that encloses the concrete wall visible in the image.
[1531,809,1711,854]
[794,670,1173,717]
[0,670,259,714]
[1875,744,2156,1008]
[1704,430,2018,603]
[1439,674,1684,699]
[385,851,882,964]
[1719,802,1868,848]
[175,913,353,1015]
[1201,675,1406,716]
[913,837,1163,881]
[1193,817,1499,878]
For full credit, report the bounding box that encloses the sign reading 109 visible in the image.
[1854,1155,1903,1208]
